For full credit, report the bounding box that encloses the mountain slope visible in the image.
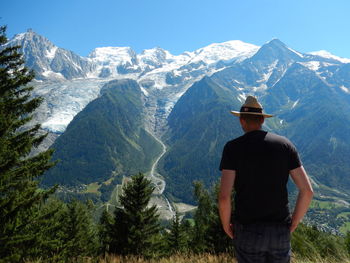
[160,41,350,206]
[159,77,243,202]
[43,79,162,185]
[263,63,350,191]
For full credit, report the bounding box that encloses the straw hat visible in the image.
[231,96,273,118]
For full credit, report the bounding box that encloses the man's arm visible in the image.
[219,169,236,239]
[290,166,314,232]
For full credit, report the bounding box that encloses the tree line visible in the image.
[1,25,350,262]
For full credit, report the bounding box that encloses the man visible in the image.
[218,96,313,263]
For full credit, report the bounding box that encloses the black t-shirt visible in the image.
[219,130,302,224]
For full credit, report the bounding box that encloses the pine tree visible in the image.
[27,198,68,261]
[167,211,187,253]
[109,173,161,257]
[62,200,98,260]
[0,26,56,262]
[205,183,234,253]
[98,206,114,255]
[190,181,233,253]
[191,181,212,252]
[109,206,128,254]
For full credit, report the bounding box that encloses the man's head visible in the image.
[239,114,264,132]
[231,96,273,133]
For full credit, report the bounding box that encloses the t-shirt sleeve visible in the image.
[289,143,302,170]
[219,142,237,171]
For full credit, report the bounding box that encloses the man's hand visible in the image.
[223,223,234,239]
[290,222,299,233]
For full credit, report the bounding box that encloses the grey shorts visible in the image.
[233,222,291,263]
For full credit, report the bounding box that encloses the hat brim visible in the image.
[230,111,273,118]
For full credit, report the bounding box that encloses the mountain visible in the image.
[264,62,350,191]
[6,29,95,80]
[158,40,350,210]
[5,30,259,137]
[43,79,162,186]
[158,77,243,201]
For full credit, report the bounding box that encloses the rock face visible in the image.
[7,30,95,80]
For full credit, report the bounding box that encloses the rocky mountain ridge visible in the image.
[5,30,261,136]
[6,30,350,138]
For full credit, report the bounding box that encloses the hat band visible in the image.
[240,106,263,113]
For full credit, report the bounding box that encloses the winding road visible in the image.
[147,131,174,214]
[149,133,167,194]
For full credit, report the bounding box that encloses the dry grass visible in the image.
[292,255,350,263]
[98,253,236,263]
[26,253,350,263]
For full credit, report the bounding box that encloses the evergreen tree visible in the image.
[109,173,161,257]
[190,181,233,253]
[26,198,68,261]
[180,218,194,248]
[0,26,56,262]
[109,206,128,254]
[167,211,187,253]
[62,200,98,260]
[98,206,114,255]
[191,181,212,252]
[205,184,234,253]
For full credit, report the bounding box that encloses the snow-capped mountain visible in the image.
[5,29,260,134]
[87,40,259,78]
[8,29,259,83]
[5,29,350,137]
[7,29,95,80]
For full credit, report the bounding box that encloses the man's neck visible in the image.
[244,127,262,133]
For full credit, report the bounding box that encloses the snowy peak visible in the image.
[265,38,289,49]
[89,46,175,75]
[88,46,137,64]
[12,29,55,49]
[9,29,58,65]
[251,38,303,64]
[138,47,172,68]
[188,40,259,65]
[139,47,168,62]
[309,50,350,64]
[7,29,95,80]
[9,29,57,71]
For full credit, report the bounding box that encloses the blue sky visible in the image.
[2,0,350,58]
